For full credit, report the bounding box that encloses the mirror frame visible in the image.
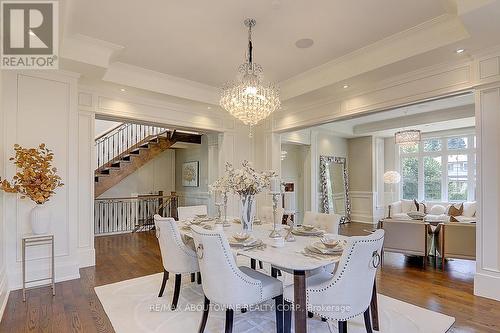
[319,155,351,223]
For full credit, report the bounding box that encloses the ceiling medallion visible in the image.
[220,18,280,137]
[395,129,421,147]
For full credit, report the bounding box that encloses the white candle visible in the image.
[270,177,281,192]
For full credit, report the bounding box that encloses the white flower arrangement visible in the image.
[216,160,276,196]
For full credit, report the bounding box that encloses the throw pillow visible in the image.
[429,204,446,215]
[463,201,477,218]
[401,199,415,213]
[448,203,463,222]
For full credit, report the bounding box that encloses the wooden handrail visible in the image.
[95,123,126,141]
[95,194,177,202]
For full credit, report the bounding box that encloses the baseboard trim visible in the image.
[79,248,96,268]
[474,272,500,301]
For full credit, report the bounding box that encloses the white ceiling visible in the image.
[66,0,447,86]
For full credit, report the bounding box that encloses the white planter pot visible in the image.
[30,204,51,235]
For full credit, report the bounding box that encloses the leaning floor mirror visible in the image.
[319,155,351,223]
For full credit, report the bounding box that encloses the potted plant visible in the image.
[0,144,64,234]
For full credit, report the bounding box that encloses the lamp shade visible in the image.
[383,171,401,184]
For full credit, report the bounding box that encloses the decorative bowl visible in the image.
[407,211,426,220]
[320,237,341,249]
[233,232,251,242]
[301,224,316,231]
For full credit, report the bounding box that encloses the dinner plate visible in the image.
[292,228,324,236]
[311,240,346,254]
[228,238,262,247]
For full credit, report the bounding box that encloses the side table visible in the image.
[22,234,55,301]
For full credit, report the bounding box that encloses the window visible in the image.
[399,134,476,202]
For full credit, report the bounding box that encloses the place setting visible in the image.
[291,224,325,237]
[228,232,266,251]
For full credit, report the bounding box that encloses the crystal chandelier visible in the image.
[395,129,421,147]
[220,18,280,136]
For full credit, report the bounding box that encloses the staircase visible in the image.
[94,123,201,197]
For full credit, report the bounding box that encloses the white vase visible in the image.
[30,204,51,235]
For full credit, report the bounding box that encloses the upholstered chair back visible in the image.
[190,226,263,308]
[307,230,385,320]
[177,205,208,221]
[154,215,199,274]
[303,211,341,234]
[260,206,285,224]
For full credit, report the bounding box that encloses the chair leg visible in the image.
[338,320,347,333]
[251,258,256,270]
[363,308,373,333]
[171,274,181,310]
[370,282,379,331]
[191,273,196,282]
[158,269,169,297]
[225,309,234,333]
[274,295,284,333]
[308,311,314,318]
[198,296,210,333]
[284,300,292,333]
[259,260,263,269]
[271,267,278,278]
[197,272,202,284]
[278,269,282,277]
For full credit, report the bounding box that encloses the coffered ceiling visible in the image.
[60,0,500,108]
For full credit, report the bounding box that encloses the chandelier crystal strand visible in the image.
[220,18,280,136]
[395,129,421,147]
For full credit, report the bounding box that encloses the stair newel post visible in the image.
[171,191,178,220]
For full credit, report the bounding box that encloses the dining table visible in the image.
[179,219,378,333]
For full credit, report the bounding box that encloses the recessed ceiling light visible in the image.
[295,38,314,49]
[343,84,349,89]
[456,48,465,54]
[207,106,212,110]
[120,88,126,92]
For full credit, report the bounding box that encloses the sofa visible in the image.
[388,199,477,223]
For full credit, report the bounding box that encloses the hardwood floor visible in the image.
[0,223,499,332]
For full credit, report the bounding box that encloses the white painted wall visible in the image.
[281,143,309,222]
[1,71,94,290]
[0,68,8,319]
[94,119,121,138]
[175,136,209,208]
[474,85,500,301]
[98,149,175,198]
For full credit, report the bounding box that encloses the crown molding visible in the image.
[61,34,124,68]
[279,14,469,100]
[102,62,219,105]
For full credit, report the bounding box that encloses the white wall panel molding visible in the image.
[474,85,500,301]
[2,71,83,287]
[0,264,9,322]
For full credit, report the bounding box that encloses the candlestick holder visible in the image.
[268,191,282,238]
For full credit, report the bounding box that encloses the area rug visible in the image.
[95,272,455,333]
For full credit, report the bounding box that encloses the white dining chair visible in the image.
[154,215,200,310]
[283,230,385,333]
[177,205,208,221]
[260,206,285,224]
[303,211,342,234]
[190,226,285,333]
